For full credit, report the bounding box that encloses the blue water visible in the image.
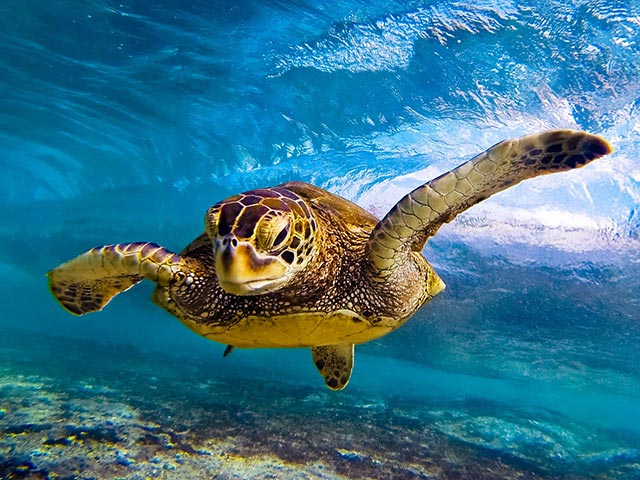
[2,1,640,478]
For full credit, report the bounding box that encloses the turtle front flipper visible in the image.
[311,344,354,390]
[48,242,184,315]
[367,130,612,280]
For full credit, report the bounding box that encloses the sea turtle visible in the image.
[49,129,611,390]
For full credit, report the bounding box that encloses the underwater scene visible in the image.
[2,0,640,478]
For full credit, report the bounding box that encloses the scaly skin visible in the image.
[48,243,182,315]
[367,130,611,281]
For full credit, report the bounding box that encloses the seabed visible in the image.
[1,328,638,480]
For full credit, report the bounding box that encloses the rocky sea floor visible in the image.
[1,328,638,480]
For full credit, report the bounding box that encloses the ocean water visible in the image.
[2,1,640,478]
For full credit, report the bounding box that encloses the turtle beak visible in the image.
[215,235,287,295]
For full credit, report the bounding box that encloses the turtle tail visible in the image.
[48,242,183,315]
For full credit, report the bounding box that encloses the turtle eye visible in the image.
[271,223,290,249]
[257,215,291,252]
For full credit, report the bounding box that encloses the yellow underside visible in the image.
[183,311,398,348]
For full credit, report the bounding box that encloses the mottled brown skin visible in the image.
[48,129,612,390]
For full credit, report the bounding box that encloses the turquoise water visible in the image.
[2,1,640,478]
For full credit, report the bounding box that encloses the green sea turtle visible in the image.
[49,129,611,390]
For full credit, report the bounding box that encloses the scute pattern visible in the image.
[206,186,317,267]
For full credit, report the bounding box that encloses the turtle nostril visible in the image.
[219,236,238,249]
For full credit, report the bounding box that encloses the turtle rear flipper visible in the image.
[311,344,354,390]
[367,130,613,280]
[48,242,183,315]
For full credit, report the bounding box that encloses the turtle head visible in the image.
[205,187,318,295]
